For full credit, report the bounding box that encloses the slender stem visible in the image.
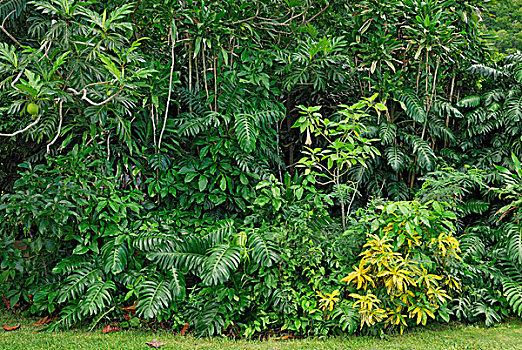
[0,115,41,137]
[158,25,176,151]
[416,59,422,94]
[346,181,360,217]
[0,10,22,47]
[421,56,440,141]
[337,168,346,232]
[46,100,64,153]
[444,66,456,148]
[214,55,218,112]
[202,41,210,101]
[150,104,157,148]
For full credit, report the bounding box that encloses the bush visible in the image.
[341,200,461,334]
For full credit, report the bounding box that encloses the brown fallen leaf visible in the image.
[119,301,138,319]
[34,316,50,326]
[102,325,119,334]
[145,339,164,348]
[3,324,21,331]
[118,301,138,312]
[271,334,293,341]
[180,323,189,336]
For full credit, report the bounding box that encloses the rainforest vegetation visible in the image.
[0,0,522,338]
[485,0,522,53]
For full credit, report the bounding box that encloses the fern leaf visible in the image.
[461,200,489,215]
[386,181,409,201]
[133,230,179,251]
[412,136,436,171]
[433,100,464,118]
[469,63,506,79]
[189,301,225,337]
[457,95,482,108]
[170,267,186,298]
[52,256,92,275]
[0,42,18,67]
[333,302,359,334]
[505,95,522,122]
[207,219,235,245]
[0,0,27,23]
[459,233,486,260]
[379,122,397,146]
[255,109,284,126]
[483,89,505,106]
[51,302,83,330]
[147,250,206,273]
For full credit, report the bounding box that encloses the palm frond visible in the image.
[502,279,522,316]
[0,0,27,23]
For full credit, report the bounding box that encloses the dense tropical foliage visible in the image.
[485,0,522,53]
[0,0,521,338]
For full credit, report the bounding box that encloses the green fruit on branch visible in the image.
[26,103,39,115]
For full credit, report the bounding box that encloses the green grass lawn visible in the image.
[1,313,521,350]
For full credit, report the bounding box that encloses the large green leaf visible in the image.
[248,229,279,267]
[385,146,405,172]
[201,244,241,285]
[506,224,522,265]
[136,279,172,319]
[234,113,257,153]
[80,281,115,316]
[102,242,128,275]
[503,279,522,316]
[57,268,102,303]
[398,90,427,123]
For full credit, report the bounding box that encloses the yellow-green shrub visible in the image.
[341,200,461,333]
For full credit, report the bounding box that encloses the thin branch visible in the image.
[346,181,360,216]
[106,132,111,161]
[0,116,41,137]
[68,81,122,106]
[47,100,63,153]
[0,10,22,47]
[81,88,122,106]
[213,56,218,112]
[158,24,176,151]
[202,40,210,101]
[150,104,157,147]
[9,68,25,92]
[232,5,260,25]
